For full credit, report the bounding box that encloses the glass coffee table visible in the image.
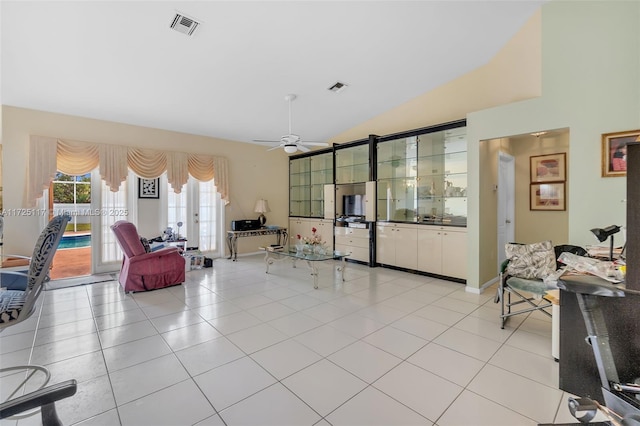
[261,246,350,289]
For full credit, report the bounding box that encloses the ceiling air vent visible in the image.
[170,13,200,36]
[328,82,348,93]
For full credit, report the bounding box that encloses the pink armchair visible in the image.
[111,220,185,292]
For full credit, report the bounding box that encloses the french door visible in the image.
[92,170,137,274]
[161,175,224,257]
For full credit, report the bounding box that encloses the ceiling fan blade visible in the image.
[266,145,282,151]
[296,144,310,153]
[253,139,281,144]
[300,142,329,147]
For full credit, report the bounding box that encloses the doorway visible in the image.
[162,175,224,257]
[497,151,515,272]
[49,172,93,279]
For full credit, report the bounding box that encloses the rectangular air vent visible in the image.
[328,82,348,93]
[170,13,200,36]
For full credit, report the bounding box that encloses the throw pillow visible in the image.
[505,240,556,279]
[140,237,151,253]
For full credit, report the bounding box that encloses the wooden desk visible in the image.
[226,227,288,261]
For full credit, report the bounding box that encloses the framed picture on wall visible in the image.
[601,129,640,177]
[530,153,566,183]
[138,178,160,199]
[530,182,565,211]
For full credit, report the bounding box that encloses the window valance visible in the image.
[26,135,229,207]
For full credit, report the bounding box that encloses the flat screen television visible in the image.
[343,194,364,217]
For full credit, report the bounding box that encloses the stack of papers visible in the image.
[585,245,623,259]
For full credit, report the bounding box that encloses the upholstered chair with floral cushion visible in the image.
[494,241,586,329]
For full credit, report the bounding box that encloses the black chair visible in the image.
[0,214,78,426]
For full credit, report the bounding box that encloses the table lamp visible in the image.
[254,199,270,226]
[590,224,621,260]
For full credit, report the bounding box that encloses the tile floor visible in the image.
[1,254,597,425]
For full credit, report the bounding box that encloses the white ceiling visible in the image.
[1,1,544,146]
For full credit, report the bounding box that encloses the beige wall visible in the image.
[329,10,542,144]
[1,106,289,256]
[511,132,569,244]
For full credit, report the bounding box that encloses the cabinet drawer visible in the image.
[335,234,351,245]
[336,245,368,262]
[350,238,370,249]
[348,227,370,238]
[335,234,369,249]
[336,226,369,236]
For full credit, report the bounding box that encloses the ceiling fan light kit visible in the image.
[253,94,329,154]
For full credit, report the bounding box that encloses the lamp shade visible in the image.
[284,145,298,154]
[254,199,271,214]
[590,225,620,242]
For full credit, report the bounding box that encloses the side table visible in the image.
[226,227,287,261]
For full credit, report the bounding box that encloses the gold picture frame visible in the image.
[530,153,566,183]
[601,129,640,177]
[530,182,565,211]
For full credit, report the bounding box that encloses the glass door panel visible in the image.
[335,144,369,184]
[310,152,333,218]
[376,178,417,222]
[290,157,311,216]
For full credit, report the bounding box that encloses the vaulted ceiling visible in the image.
[1,1,545,146]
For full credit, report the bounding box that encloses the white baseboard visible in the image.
[465,276,499,294]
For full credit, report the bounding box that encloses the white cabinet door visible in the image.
[417,228,443,274]
[442,229,467,279]
[307,218,333,247]
[365,181,376,222]
[394,224,418,270]
[376,223,417,268]
[288,218,306,242]
[376,223,396,265]
[324,184,335,220]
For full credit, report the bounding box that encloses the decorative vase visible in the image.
[295,243,304,255]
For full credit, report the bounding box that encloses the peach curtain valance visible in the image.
[25,135,229,207]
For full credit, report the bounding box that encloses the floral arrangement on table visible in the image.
[295,227,327,253]
[298,227,323,245]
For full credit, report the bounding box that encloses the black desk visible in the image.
[226,227,288,261]
[559,277,640,402]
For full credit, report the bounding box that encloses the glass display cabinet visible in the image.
[335,143,369,184]
[289,149,334,218]
[289,157,311,216]
[376,136,418,222]
[376,125,467,226]
[417,127,467,226]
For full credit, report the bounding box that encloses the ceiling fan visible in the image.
[253,94,329,154]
